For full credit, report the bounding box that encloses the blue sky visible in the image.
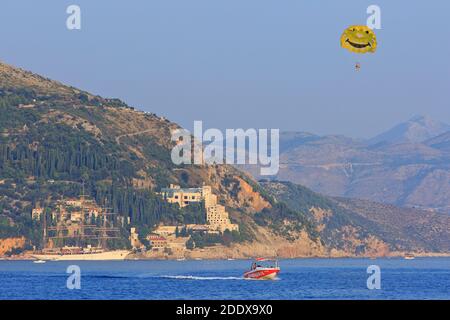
[1,0,449,138]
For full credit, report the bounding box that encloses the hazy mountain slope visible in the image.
[246,127,450,214]
[425,131,450,152]
[262,181,450,254]
[336,197,450,252]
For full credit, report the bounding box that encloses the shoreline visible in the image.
[127,252,450,261]
[2,251,450,261]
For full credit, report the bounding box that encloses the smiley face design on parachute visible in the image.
[340,25,377,54]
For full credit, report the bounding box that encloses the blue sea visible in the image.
[0,258,449,300]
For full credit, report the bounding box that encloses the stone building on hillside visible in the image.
[206,204,239,233]
[159,184,238,233]
[159,184,205,208]
[32,207,44,220]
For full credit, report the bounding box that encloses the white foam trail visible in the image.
[243,277,281,281]
[160,275,243,281]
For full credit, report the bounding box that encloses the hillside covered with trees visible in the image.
[1,61,449,257]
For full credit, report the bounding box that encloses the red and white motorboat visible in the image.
[243,258,280,280]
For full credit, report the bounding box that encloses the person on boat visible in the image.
[251,262,256,270]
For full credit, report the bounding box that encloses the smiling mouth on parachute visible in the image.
[346,39,371,48]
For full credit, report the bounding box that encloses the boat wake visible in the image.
[83,274,245,281]
[160,275,243,281]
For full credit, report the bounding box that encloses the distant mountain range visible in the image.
[368,115,450,147]
[244,116,450,214]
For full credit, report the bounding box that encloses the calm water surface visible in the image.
[0,258,449,300]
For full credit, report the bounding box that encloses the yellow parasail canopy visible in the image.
[341,25,377,54]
